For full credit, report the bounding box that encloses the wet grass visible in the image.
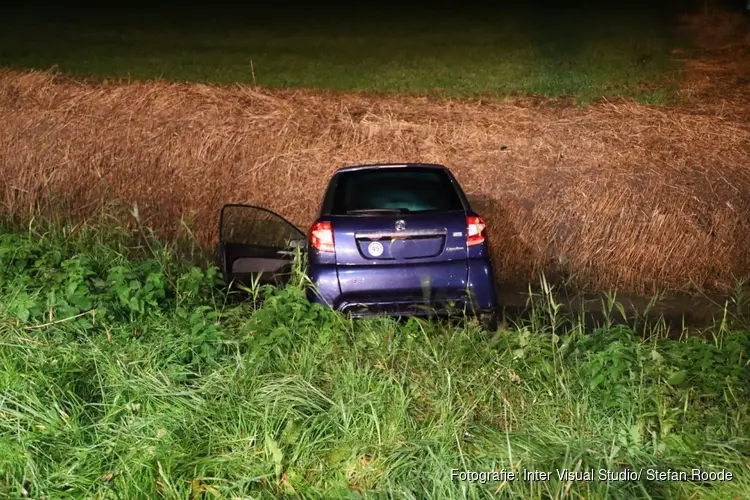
[1,215,749,498]
[0,6,681,103]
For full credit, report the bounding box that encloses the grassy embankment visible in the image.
[3,66,749,295]
[1,217,749,498]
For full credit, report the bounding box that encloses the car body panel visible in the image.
[328,211,469,265]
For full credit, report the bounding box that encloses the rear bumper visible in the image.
[338,295,473,318]
[307,259,497,316]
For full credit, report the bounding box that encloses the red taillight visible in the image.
[309,221,335,252]
[466,216,486,246]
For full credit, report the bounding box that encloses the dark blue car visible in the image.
[215,163,499,330]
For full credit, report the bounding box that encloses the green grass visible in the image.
[0,7,681,103]
[0,214,749,498]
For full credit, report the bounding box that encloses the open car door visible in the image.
[215,204,306,287]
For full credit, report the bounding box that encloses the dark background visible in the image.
[4,1,744,27]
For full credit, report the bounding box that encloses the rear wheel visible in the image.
[478,311,499,332]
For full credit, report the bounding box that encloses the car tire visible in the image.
[478,311,499,332]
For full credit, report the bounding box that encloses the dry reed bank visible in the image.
[1,69,749,293]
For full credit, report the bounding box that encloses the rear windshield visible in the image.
[329,167,465,215]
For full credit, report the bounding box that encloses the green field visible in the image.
[0,6,681,103]
[1,217,749,498]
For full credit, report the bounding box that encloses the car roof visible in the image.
[334,163,449,174]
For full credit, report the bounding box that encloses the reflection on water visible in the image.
[497,282,748,338]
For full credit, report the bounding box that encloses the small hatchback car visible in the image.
[215,163,499,330]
